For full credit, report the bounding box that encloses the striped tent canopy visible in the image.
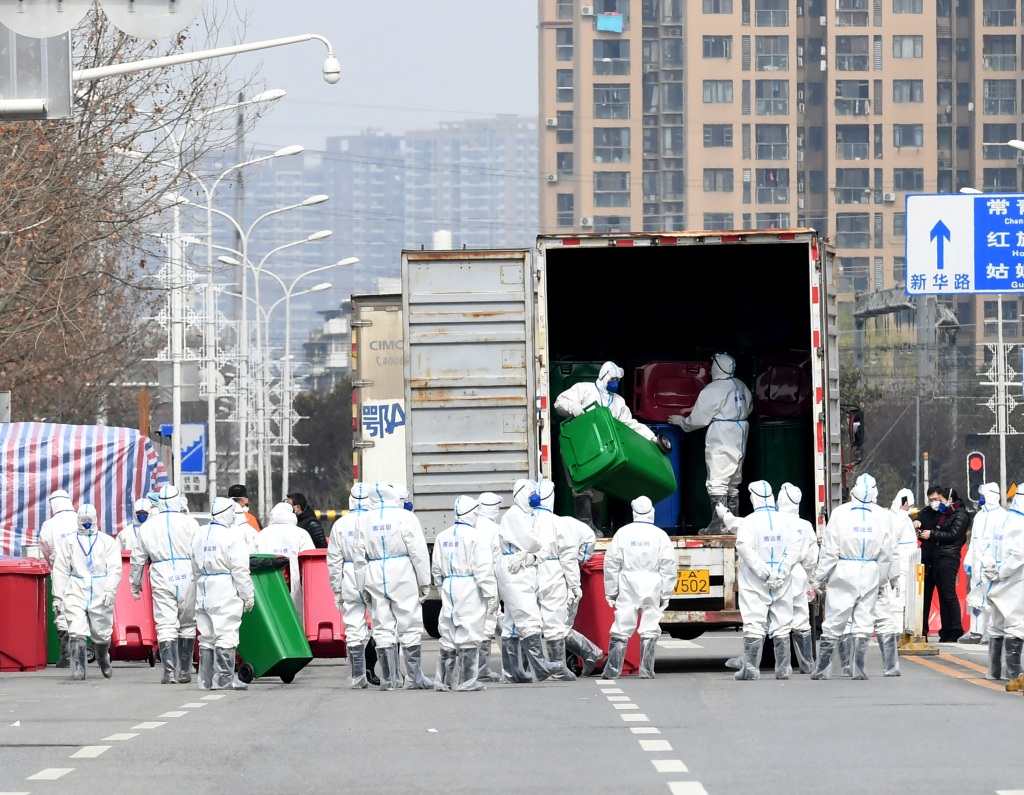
[0,423,168,556]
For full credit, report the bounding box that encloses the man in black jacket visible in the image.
[285,492,328,549]
[915,484,970,642]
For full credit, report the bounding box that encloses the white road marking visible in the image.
[27,769,73,781]
[996,791,1024,794]
[179,703,207,709]
[652,760,689,773]
[668,783,709,795]
[1,791,32,794]
[200,694,226,701]
[640,739,674,752]
[71,746,110,759]
[621,713,649,722]
[102,733,138,741]
[658,640,702,649]
[131,722,166,730]
[607,695,631,701]
[600,687,624,694]
[631,727,661,734]
[159,711,187,718]
[614,703,640,710]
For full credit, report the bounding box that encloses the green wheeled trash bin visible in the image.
[559,404,677,504]
[550,360,608,525]
[742,418,814,523]
[237,555,313,684]
[46,574,60,665]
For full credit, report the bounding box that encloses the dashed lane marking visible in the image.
[631,727,661,734]
[131,722,166,730]
[200,694,226,701]
[996,790,1024,794]
[640,740,673,752]
[179,703,208,709]
[653,760,689,774]
[621,713,649,722]
[607,696,631,701]
[668,783,709,795]
[70,746,110,759]
[658,640,702,649]
[601,687,624,694]
[158,711,188,719]
[27,769,73,781]
[614,703,640,710]
[102,733,138,742]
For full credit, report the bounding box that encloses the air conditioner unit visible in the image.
[798,198,805,209]
[798,90,805,101]
[580,216,594,227]
[883,192,896,202]
[798,151,805,162]
[545,116,558,128]
[797,57,804,67]
[798,102,806,113]
[797,46,804,57]
[797,4,803,15]
[820,47,827,56]
[820,59,827,71]
[819,15,827,25]
[944,105,952,114]
[643,64,656,73]
[546,173,559,183]
[798,181,806,193]
[581,5,594,16]
[968,101,975,111]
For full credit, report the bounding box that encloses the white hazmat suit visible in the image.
[431,496,498,692]
[559,508,603,677]
[192,496,254,691]
[869,489,919,676]
[475,492,504,682]
[118,498,148,552]
[234,504,260,552]
[38,489,79,665]
[602,496,676,679]
[963,483,1005,645]
[327,482,372,688]
[255,501,315,610]
[777,483,819,675]
[535,479,581,681]
[360,481,433,690]
[130,484,197,684]
[811,473,894,680]
[51,504,121,680]
[981,493,1024,684]
[672,353,752,534]
[734,481,801,680]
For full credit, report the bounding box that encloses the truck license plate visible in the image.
[674,569,710,595]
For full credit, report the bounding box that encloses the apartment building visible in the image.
[538,0,1024,367]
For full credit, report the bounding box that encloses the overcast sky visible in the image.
[230,0,539,151]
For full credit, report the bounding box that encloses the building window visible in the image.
[556,69,573,103]
[756,168,790,203]
[703,124,734,147]
[556,28,573,62]
[662,83,684,112]
[594,84,630,119]
[703,80,734,103]
[556,152,574,175]
[662,126,683,155]
[755,0,788,27]
[893,168,925,190]
[892,35,924,58]
[893,256,906,283]
[594,172,631,208]
[755,80,789,115]
[893,213,906,236]
[663,171,685,199]
[556,111,573,144]
[756,212,791,228]
[892,0,922,12]
[703,0,733,11]
[556,193,574,228]
[983,79,1017,114]
[663,39,683,67]
[893,124,924,148]
[835,36,869,70]
[836,0,869,27]
[593,215,629,233]
[660,0,682,22]
[836,213,871,248]
[983,299,1019,338]
[594,39,630,75]
[836,124,870,159]
[703,168,735,192]
[702,35,733,59]
[982,0,1016,27]
[556,0,574,20]
[893,79,924,103]
[704,212,735,229]
[755,124,789,159]
[835,79,870,115]
[755,36,789,71]
[983,123,1017,159]
[834,168,871,204]
[838,256,870,292]
[594,128,631,163]
[983,35,1017,71]
[983,167,1018,191]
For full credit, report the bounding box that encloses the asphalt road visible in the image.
[2,633,1023,795]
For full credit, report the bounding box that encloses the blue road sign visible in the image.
[906,193,1024,295]
[179,423,206,475]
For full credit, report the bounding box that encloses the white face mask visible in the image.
[929,500,940,511]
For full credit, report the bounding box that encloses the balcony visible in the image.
[833,187,873,204]
[983,54,1017,71]
[836,55,869,71]
[756,99,790,115]
[836,11,869,26]
[756,187,790,204]
[836,142,870,160]
[756,56,789,71]
[755,10,789,26]
[983,11,1016,26]
[836,231,871,247]
[756,143,790,159]
[835,98,870,116]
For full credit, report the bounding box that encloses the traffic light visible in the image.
[967,452,986,504]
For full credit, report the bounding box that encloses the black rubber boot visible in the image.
[366,638,380,687]
[1004,637,1024,690]
[988,636,1005,680]
[701,495,729,536]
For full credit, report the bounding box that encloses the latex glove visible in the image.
[52,598,63,615]
[767,575,785,591]
[659,595,670,611]
[606,594,618,609]
[334,594,345,613]
[805,587,817,601]
[99,591,115,608]
[243,598,255,613]
[889,578,901,597]
[878,582,888,597]
[131,588,141,602]
[487,597,500,616]
[508,551,539,575]
[811,581,825,597]
[715,504,730,519]
[569,403,584,418]
[984,566,1000,582]
[568,586,583,608]
[418,585,431,603]
[667,414,686,428]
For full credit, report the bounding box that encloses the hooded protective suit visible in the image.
[256,501,315,608]
[554,361,656,442]
[51,504,122,679]
[497,480,545,639]
[234,504,260,552]
[535,480,582,642]
[474,492,504,682]
[192,497,254,649]
[119,498,148,551]
[963,483,1005,642]
[327,483,372,688]
[675,353,752,510]
[982,493,1024,642]
[776,483,819,674]
[38,489,79,639]
[811,473,894,680]
[874,488,920,636]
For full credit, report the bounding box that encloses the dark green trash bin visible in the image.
[549,361,608,524]
[46,575,59,665]
[742,418,814,524]
[680,427,711,533]
[559,404,676,504]
[238,555,313,684]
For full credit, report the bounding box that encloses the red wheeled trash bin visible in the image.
[110,551,157,666]
[0,558,49,672]
[298,549,347,658]
[573,552,641,675]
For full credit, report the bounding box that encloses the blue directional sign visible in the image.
[906,193,1024,295]
[179,423,207,475]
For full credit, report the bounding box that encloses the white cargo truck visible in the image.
[399,230,844,639]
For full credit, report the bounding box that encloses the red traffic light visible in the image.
[968,453,984,472]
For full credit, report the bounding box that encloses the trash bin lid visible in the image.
[0,557,50,575]
[249,554,290,572]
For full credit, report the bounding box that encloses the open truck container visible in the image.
[401,230,842,639]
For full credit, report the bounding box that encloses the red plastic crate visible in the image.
[753,352,812,419]
[633,361,710,423]
[0,558,49,672]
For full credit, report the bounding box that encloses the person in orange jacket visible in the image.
[228,484,262,532]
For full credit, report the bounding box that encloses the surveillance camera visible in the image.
[322,56,342,85]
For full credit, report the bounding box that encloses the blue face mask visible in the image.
[528,493,541,508]
[404,500,414,512]
[136,513,149,523]
[978,496,986,507]
[936,502,948,514]
[605,379,619,393]
[82,522,93,530]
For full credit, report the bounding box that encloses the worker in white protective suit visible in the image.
[255,501,315,611]
[38,489,79,668]
[118,498,148,552]
[327,482,374,689]
[810,473,894,681]
[981,492,1024,686]
[558,503,604,677]
[602,496,676,679]
[360,481,433,690]
[51,504,122,681]
[234,503,260,551]
[474,492,504,682]
[130,485,198,685]
[777,483,820,675]
[669,352,752,535]
[732,481,802,681]
[868,489,918,677]
[962,483,1005,645]
[555,361,658,533]
[496,479,560,682]
[431,496,499,692]
[192,496,254,691]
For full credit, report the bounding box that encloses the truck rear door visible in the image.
[402,250,537,542]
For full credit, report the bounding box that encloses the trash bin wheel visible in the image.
[87,645,96,664]
[280,671,295,684]
[238,663,255,684]
[566,652,584,677]
[148,649,156,667]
